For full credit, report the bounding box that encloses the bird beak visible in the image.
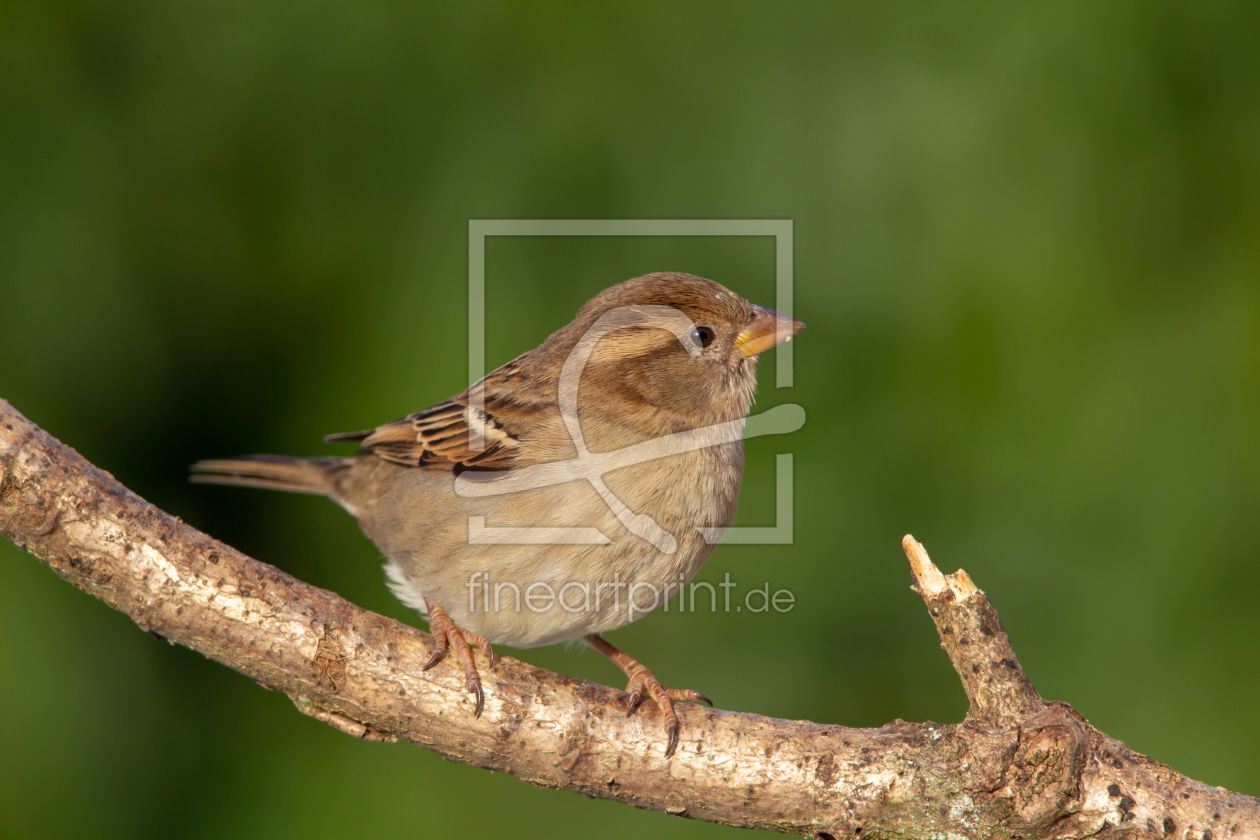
[736,306,805,357]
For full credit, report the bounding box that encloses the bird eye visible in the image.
[690,325,716,349]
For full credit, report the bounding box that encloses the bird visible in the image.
[192,272,803,757]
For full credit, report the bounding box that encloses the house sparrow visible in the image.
[193,272,803,757]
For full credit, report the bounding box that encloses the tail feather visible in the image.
[190,455,348,497]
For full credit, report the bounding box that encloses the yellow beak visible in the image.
[736,306,805,357]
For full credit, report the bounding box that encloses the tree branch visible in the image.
[1,396,1255,838]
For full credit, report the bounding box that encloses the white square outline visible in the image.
[467,219,796,544]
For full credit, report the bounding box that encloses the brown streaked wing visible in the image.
[341,395,522,470]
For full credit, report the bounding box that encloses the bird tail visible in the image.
[190,455,350,497]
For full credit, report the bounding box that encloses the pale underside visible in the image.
[352,441,743,649]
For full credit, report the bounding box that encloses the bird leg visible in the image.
[582,634,712,758]
[422,603,495,718]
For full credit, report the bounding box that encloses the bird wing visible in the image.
[325,362,543,471]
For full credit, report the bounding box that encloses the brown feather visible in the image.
[190,455,349,496]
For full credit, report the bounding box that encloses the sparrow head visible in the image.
[547,272,804,431]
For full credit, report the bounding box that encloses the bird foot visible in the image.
[423,604,495,717]
[624,667,713,758]
[584,634,712,758]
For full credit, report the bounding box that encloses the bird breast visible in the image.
[349,440,744,648]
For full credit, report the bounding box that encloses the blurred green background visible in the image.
[3,2,1260,837]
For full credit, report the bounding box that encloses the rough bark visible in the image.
[1,396,1255,839]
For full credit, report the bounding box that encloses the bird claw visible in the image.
[621,667,710,758]
[422,604,493,718]
[667,688,712,707]
[468,678,485,719]
[421,635,447,672]
[584,634,709,759]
